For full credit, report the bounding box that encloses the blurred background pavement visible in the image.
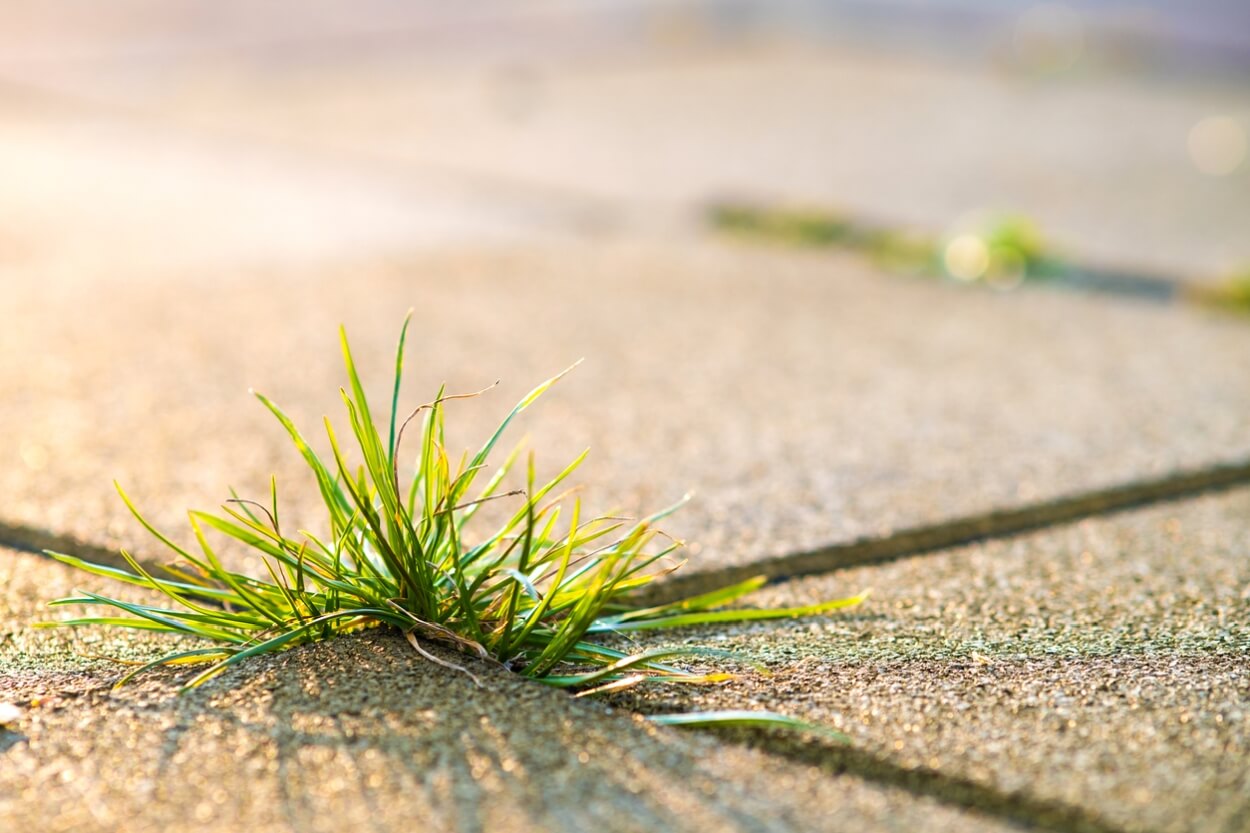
[0,0,1247,281]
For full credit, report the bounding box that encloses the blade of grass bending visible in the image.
[500,569,541,602]
[112,548,233,620]
[449,360,582,506]
[72,591,249,643]
[199,510,340,584]
[43,552,240,605]
[538,646,741,689]
[35,616,214,632]
[253,391,352,521]
[44,596,269,630]
[338,325,378,455]
[114,483,203,568]
[586,591,870,633]
[604,576,768,622]
[647,710,847,740]
[113,648,238,688]
[524,527,627,677]
[188,516,290,628]
[179,607,401,690]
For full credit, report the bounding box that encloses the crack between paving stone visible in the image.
[6,456,1250,600]
[643,455,1250,602]
[5,461,1245,833]
[0,521,130,571]
[732,733,1141,833]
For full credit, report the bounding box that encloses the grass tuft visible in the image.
[41,314,864,732]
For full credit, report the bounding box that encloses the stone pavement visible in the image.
[3,11,1250,833]
[622,489,1250,833]
[6,31,1249,278]
[5,242,1250,575]
[2,549,1015,833]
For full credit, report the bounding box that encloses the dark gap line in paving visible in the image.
[0,520,127,571]
[644,454,1250,602]
[9,455,1250,609]
[735,735,1137,833]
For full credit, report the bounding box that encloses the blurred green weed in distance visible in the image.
[708,202,1065,289]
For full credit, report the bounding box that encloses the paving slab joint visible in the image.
[0,521,128,571]
[738,734,1144,833]
[5,458,1250,607]
[643,456,1250,603]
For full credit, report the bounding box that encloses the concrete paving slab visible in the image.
[4,241,1250,575]
[17,44,1249,278]
[0,90,574,281]
[624,489,1250,833]
[0,547,1014,833]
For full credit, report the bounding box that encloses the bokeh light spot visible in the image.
[1188,116,1247,176]
[944,235,990,281]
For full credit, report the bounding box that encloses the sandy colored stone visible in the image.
[0,90,574,282]
[5,240,1250,576]
[14,40,1248,279]
[0,548,1013,833]
[624,488,1250,833]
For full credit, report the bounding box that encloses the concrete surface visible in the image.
[0,548,1014,833]
[624,488,1250,833]
[4,242,1250,575]
[3,10,1249,833]
[5,42,1248,278]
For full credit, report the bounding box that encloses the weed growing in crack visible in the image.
[42,314,864,732]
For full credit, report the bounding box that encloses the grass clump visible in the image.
[42,315,863,731]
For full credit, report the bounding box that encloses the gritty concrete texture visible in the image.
[0,548,1016,833]
[10,40,1248,278]
[4,241,1250,576]
[625,489,1250,833]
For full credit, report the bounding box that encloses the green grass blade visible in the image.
[44,551,240,605]
[253,391,352,521]
[113,648,239,687]
[388,309,413,459]
[587,591,870,634]
[605,576,769,622]
[647,710,847,740]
